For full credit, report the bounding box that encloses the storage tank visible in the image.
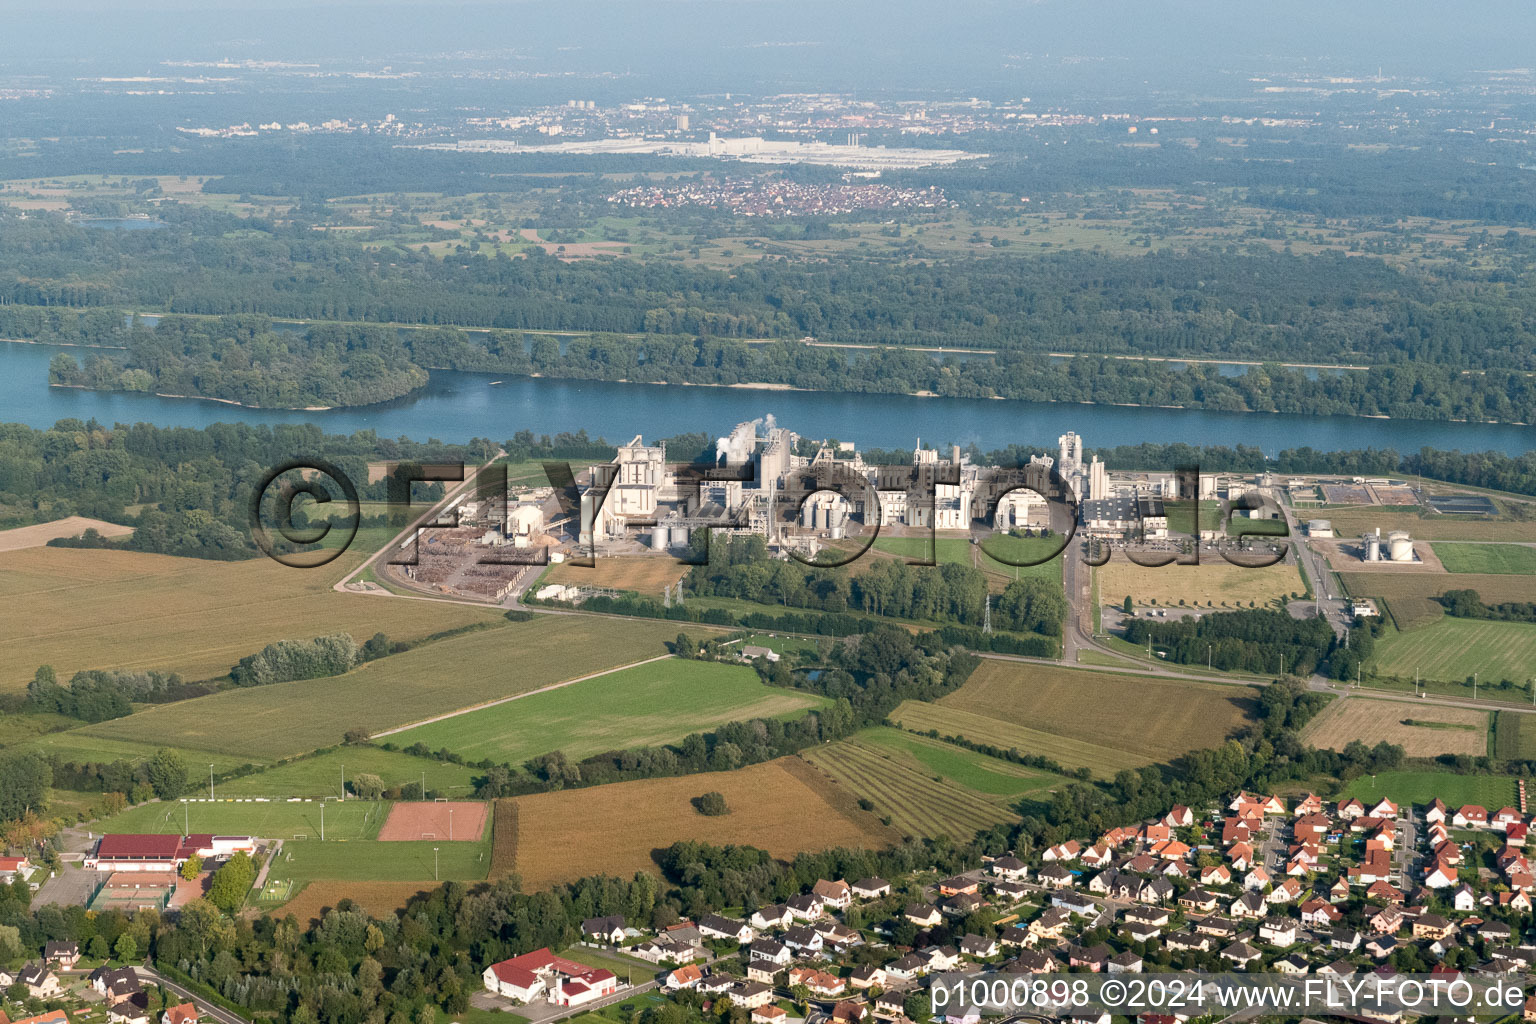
[650,529,668,551]
[672,524,692,549]
[1363,531,1382,562]
[1387,530,1415,562]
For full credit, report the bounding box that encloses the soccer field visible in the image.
[91,797,385,841]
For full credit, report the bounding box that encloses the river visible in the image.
[3,340,1532,455]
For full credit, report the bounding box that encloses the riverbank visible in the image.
[9,341,1535,456]
[50,382,337,412]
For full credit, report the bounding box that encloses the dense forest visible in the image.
[46,315,428,409]
[0,419,471,559]
[5,207,1536,370]
[11,303,1536,425]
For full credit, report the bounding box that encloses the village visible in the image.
[466,788,1536,1024]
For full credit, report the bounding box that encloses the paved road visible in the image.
[140,966,251,1024]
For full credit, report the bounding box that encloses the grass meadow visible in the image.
[389,657,825,763]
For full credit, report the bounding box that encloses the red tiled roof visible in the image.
[96,835,181,860]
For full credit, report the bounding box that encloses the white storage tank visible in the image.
[672,524,692,549]
[1387,530,1415,562]
[1363,531,1382,562]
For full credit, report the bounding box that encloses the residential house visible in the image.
[883,954,928,982]
[730,983,775,1010]
[813,879,852,909]
[1037,864,1074,889]
[830,1002,868,1024]
[1030,908,1071,941]
[1178,889,1217,913]
[850,878,891,899]
[1453,805,1489,829]
[161,1006,197,1024]
[698,914,754,943]
[1330,928,1362,952]
[990,856,1029,881]
[1413,914,1454,941]
[1010,949,1055,974]
[750,905,792,930]
[19,965,62,999]
[1301,899,1342,928]
[1275,954,1310,975]
[1258,917,1299,946]
[581,916,627,945]
[1199,865,1231,886]
[814,921,862,948]
[1107,951,1143,974]
[664,965,703,992]
[1220,942,1261,968]
[89,968,142,1004]
[1043,841,1081,862]
[747,940,791,967]
[993,878,1029,901]
[848,965,885,990]
[959,934,999,959]
[904,904,942,928]
[786,894,824,921]
[782,926,824,956]
[752,1008,787,1024]
[1066,944,1111,972]
[43,942,79,968]
[1164,805,1194,827]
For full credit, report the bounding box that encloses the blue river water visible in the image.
[3,340,1532,455]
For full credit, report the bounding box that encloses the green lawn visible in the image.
[731,633,822,659]
[1374,617,1536,684]
[388,657,826,762]
[1340,770,1518,808]
[89,796,386,840]
[215,748,482,799]
[1433,543,1536,575]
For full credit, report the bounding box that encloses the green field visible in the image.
[1433,543,1536,575]
[215,748,482,799]
[388,657,827,762]
[729,633,822,659]
[1494,712,1536,760]
[859,728,1067,799]
[90,795,386,840]
[1373,617,1536,684]
[25,734,257,775]
[1340,770,1518,809]
[869,536,1061,582]
[275,835,491,884]
[801,728,1047,840]
[57,616,703,763]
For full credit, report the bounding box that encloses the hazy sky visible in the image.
[4,1,1534,86]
